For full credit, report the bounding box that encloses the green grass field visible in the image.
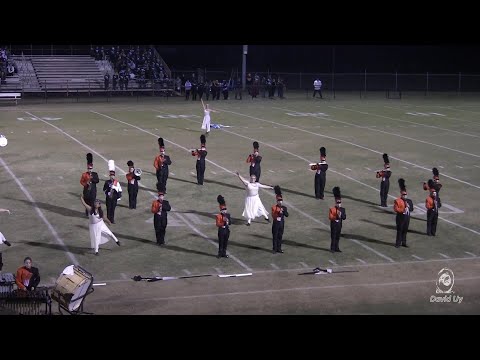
[1,92,479,313]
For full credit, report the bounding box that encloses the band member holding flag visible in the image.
[103,160,122,224]
[329,187,346,253]
[376,153,392,207]
[216,195,231,258]
[236,171,272,226]
[310,146,328,199]
[126,160,141,209]
[192,135,208,185]
[271,186,289,253]
[151,183,171,246]
[393,178,414,248]
[246,141,262,182]
[80,153,99,217]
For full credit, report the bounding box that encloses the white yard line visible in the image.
[438,253,450,259]
[356,258,367,264]
[411,255,424,260]
[299,262,309,268]
[270,263,280,270]
[0,156,78,265]
[465,251,476,257]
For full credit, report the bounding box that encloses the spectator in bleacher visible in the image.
[185,80,192,100]
[123,71,129,90]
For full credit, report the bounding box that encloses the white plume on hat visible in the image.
[108,160,115,172]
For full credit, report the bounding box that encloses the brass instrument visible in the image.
[134,168,142,176]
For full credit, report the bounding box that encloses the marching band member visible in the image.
[192,135,208,185]
[376,153,392,207]
[126,160,141,209]
[310,146,328,199]
[426,186,440,237]
[159,139,172,191]
[329,187,346,253]
[423,167,443,195]
[80,153,99,217]
[271,186,289,254]
[246,141,262,182]
[393,179,414,248]
[151,183,171,246]
[236,171,272,226]
[154,138,168,192]
[103,160,122,224]
[81,196,120,256]
[216,195,231,258]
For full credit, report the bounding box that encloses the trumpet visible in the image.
[134,168,142,176]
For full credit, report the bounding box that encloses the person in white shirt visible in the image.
[236,172,273,226]
[313,78,323,98]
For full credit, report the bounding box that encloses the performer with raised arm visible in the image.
[246,141,262,183]
[1,209,12,272]
[236,171,273,226]
[216,195,231,258]
[329,187,346,253]
[80,196,120,256]
[126,160,141,209]
[423,167,443,195]
[376,153,392,207]
[103,160,122,224]
[310,146,328,199]
[191,135,208,185]
[80,153,100,217]
[271,186,289,254]
[151,183,171,246]
[201,99,211,135]
[393,179,414,248]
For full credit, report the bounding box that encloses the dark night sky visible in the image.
[158,45,480,74]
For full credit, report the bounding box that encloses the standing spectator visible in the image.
[313,78,323,98]
[185,80,192,100]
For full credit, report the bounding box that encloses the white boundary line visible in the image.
[0,157,78,265]
[276,105,480,160]
[26,111,251,272]
[329,105,480,138]
[219,107,480,190]
[87,275,480,304]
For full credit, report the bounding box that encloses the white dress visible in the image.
[241,182,270,220]
[89,212,119,252]
[201,109,211,132]
[0,231,7,245]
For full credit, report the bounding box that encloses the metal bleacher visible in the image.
[30,55,104,91]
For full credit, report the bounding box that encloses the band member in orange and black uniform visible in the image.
[376,153,392,207]
[425,181,440,236]
[126,160,141,209]
[329,187,346,253]
[393,178,414,248]
[159,138,172,191]
[154,138,168,192]
[271,186,289,254]
[151,183,171,246]
[246,141,262,182]
[311,146,328,199]
[80,153,99,217]
[216,195,231,258]
[103,160,122,224]
[423,167,443,196]
[192,135,207,185]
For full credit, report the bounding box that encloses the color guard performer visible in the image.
[329,187,346,253]
[393,178,414,248]
[80,153,100,217]
[246,141,262,182]
[103,160,122,224]
[216,195,231,258]
[151,183,171,246]
[191,135,208,185]
[376,153,392,207]
[126,160,141,209]
[271,186,289,254]
[236,171,272,226]
[310,146,328,199]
